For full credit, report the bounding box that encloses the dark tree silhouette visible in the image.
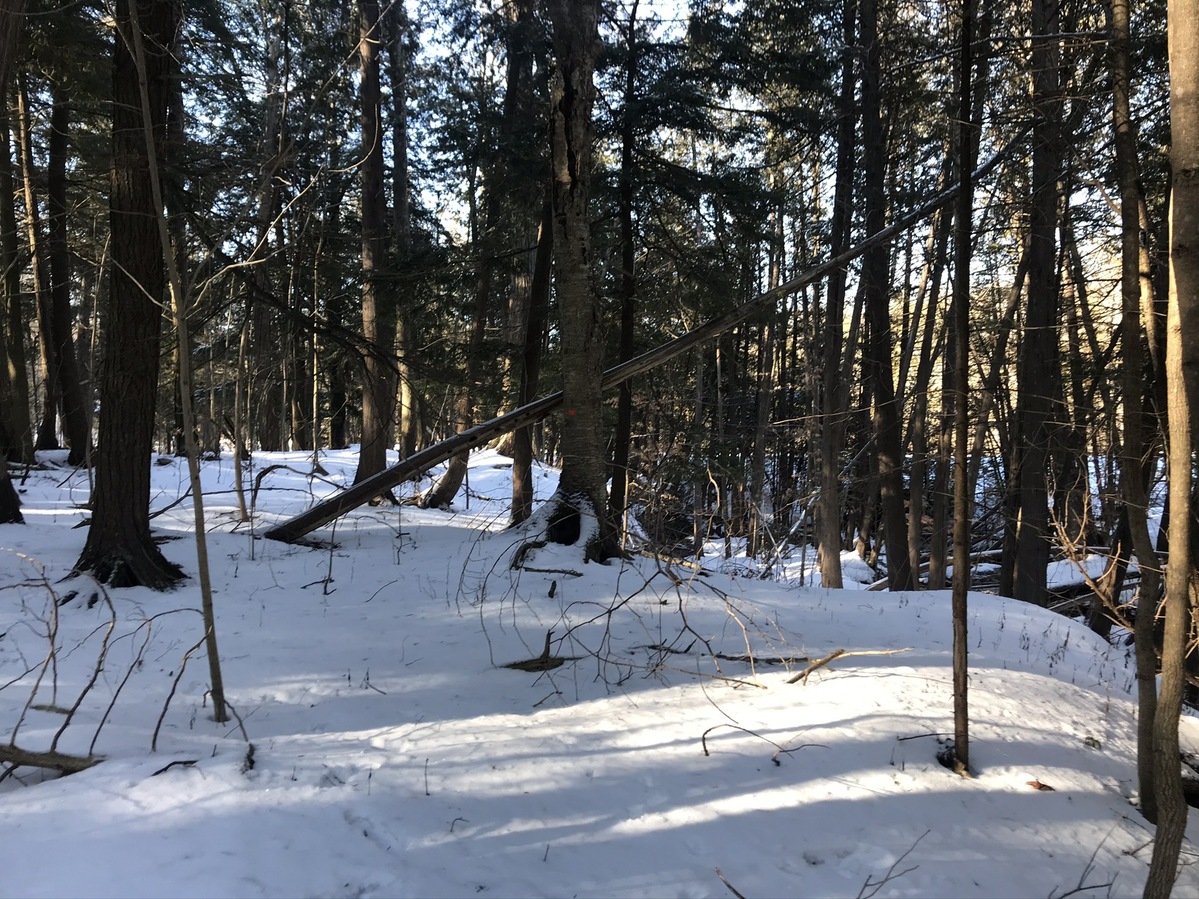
[74,0,182,589]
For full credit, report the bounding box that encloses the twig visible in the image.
[91,608,160,756]
[223,699,251,743]
[1048,823,1119,898]
[151,759,197,776]
[702,723,824,765]
[715,867,747,899]
[856,829,929,899]
[645,642,809,665]
[251,464,345,507]
[787,647,912,684]
[152,634,208,752]
[522,566,584,577]
[1049,881,1116,898]
[148,485,192,521]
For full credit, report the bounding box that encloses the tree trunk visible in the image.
[860,0,911,591]
[352,0,396,490]
[47,91,91,464]
[815,0,859,589]
[0,79,22,527]
[608,0,640,526]
[511,199,552,527]
[1010,0,1063,606]
[73,0,182,590]
[544,0,613,560]
[0,0,24,91]
[1144,0,1199,890]
[246,8,288,455]
[388,3,419,460]
[950,0,979,777]
[423,2,536,510]
[1109,0,1164,823]
[0,101,34,464]
[15,76,58,452]
[748,313,775,560]
[1056,206,1096,553]
[121,0,229,718]
[906,205,950,586]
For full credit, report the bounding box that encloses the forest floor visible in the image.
[1,447,1197,898]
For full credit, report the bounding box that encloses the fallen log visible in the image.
[0,743,101,774]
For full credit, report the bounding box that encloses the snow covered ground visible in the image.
[1,447,1196,898]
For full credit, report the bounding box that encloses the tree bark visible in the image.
[815,0,859,589]
[608,0,640,526]
[0,8,23,468]
[1144,0,1199,890]
[511,199,552,527]
[74,0,182,590]
[860,0,912,591]
[352,0,395,489]
[388,3,419,460]
[0,99,34,464]
[1110,0,1163,823]
[951,0,978,777]
[246,7,288,454]
[1010,0,1063,606]
[125,0,228,721]
[0,0,25,92]
[905,204,950,586]
[15,75,58,452]
[46,91,91,464]
[544,0,613,560]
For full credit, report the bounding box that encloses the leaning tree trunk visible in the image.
[544,0,614,560]
[74,0,182,590]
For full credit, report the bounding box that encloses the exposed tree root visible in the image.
[73,543,184,590]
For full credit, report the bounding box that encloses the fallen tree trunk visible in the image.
[264,133,1026,545]
[0,743,101,774]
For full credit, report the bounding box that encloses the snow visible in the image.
[1,447,1196,898]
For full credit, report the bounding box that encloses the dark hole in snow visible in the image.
[547,504,580,545]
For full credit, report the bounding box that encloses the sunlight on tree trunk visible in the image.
[1109,0,1164,828]
[1144,0,1199,891]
